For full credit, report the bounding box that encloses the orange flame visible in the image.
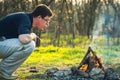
[80,64,88,71]
[80,57,103,71]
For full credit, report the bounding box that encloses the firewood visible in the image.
[77,47,104,72]
[78,47,91,69]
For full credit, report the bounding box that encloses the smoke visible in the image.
[92,4,120,47]
[91,4,120,65]
[90,14,105,48]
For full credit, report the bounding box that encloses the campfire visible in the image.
[71,47,104,74]
[71,47,105,79]
[32,47,120,80]
[77,47,104,72]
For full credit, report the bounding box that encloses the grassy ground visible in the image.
[14,46,120,80]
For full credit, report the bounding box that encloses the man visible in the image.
[0,4,53,79]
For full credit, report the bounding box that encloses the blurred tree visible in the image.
[0,0,120,46]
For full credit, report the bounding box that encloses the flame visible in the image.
[94,57,103,67]
[80,64,88,71]
[80,57,103,71]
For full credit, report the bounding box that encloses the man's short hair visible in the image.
[32,4,53,18]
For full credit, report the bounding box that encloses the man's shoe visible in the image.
[0,73,17,80]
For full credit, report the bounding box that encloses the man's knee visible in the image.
[23,41,36,53]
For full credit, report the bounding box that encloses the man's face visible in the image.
[35,16,51,30]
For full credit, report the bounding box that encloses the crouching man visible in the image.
[0,4,53,79]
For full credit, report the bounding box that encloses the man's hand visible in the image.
[30,33,37,40]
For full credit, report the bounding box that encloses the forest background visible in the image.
[0,0,120,79]
[1,0,120,47]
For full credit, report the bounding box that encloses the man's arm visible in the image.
[19,33,36,44]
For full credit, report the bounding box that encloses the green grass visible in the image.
[13,34,120,79]
[21,46,86,67]
[15,46,86,79]
[40,34,92,47]
[14,45,120,79]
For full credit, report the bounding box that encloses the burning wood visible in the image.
[77,47,104,72]
[71,47,106,79]
[70,47,119,80]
